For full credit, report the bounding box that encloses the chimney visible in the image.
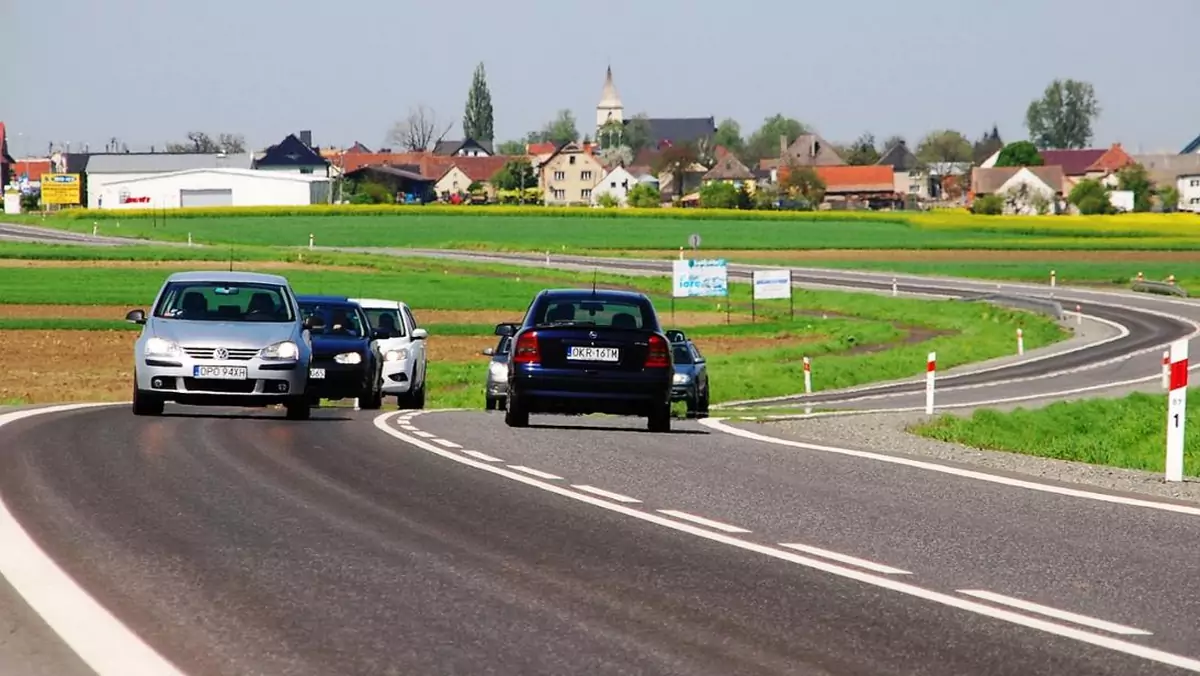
[299,130,312,147]
[779,134,788,157]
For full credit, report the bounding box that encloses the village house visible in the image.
[539,141,604,205]
[970,166,1065,214]
[875,140,928,201]
[701,152,756,192]
[1133,153,1200,212]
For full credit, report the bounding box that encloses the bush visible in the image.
[971,194,1003,215]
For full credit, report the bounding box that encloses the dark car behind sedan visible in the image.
[296,295,384,409]
[500,288,674,432]
[667,332,710,418]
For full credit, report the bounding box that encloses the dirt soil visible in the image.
[0,330,136,404]
[625,249,1200,263]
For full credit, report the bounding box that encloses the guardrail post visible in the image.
[803,357,812,395]
[1165,339,1189,482]
[1017,328,1024,355]
[925,352,936,415]
[1136,271,1145,282]
[1168,274,1176,286]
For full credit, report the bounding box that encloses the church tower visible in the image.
[596,65,624,133]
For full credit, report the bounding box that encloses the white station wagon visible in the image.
[351,297,428,409]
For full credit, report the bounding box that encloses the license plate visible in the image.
[309,368,326,379]
[566,346,620,362]
[193,365,248,380]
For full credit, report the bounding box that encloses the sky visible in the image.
[3,0,1198,157]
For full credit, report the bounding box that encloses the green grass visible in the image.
[911,391,1200,476]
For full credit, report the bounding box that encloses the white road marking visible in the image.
[0,403,188,676]
[700,418,1200,517]
[568,485,642,503]
[373,412,1200,672]
[508,465,563,480]
[959,590,1152,636]
[463,450,503,462]
[657,510,750,533]
[777,543,911,575]
[412,430,436,438]
[433,438,462,449]
[399,425,418,431]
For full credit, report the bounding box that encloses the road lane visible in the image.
[403,409,1200,656]
[1,405,1192,675]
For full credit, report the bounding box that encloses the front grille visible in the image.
[183,378,258,394]
[182,347,260,361]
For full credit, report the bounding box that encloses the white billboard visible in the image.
[752,269,792,300]
[672,258,728,298]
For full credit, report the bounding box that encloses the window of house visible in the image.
[554,171,565,181]
[1191,179,1200,187]
[553,189,565,200]
[582,170,593,180]
[610,181,617,188]
[569,156,576,165]
[582,188,592,199]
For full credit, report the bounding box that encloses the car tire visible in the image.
[504,398,529,428]
[647,403,671,433]
[485,397,496,411]
[285,397,311,420]
[412,380,426,410]
[131,384,164,416]
[360,385,383,410]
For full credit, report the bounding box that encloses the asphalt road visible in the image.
[3,404,1199,675]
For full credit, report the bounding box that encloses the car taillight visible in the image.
[513,331,540,364]
[645,334,669,368]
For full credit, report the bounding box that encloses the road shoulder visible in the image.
[0,570,93,676]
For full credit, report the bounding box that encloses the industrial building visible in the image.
[92,167,330,209]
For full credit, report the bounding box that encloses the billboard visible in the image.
[672,258,728,298]
[752,269,792,300]
[40,173,82,205]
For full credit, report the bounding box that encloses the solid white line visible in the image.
[657,509,751,533]
[433,438,462,449]
[0,403,188,676]
[568,485,642,503]
[371,412,1200,672]
[412,430,436,438]
[462,450,503,462]
[699,418,1200,517]
[508,465,563,480]
[959,590,1152,636]
[778,543,911,575]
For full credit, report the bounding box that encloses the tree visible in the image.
[389,105,453,152]
[698,181,738,209]
[462,62,494,142]
[1158,184,1181,213]
[971,194,1003,215]
[655,143,700,199]
[598,145,633,167]
[915,130,972,167]
[779,159,826,207]
[882,135,906,153]
[1116,163,1153,212]
[973,125,1004,164]
[1025,78,1101,149]
[626,182,661,208]
[1068,178,1112,215]
[712,118,745,156]
[597,119,625,149]
[994,141,1044,167]
[165,131,245,154]
[843,133,880,166]
[623,114,653,154]
[495,140,526,155]
[489,158,537,191]
[528,109,579,146]
[744,114,809,167]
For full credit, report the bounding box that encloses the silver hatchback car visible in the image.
[125,270,320,419]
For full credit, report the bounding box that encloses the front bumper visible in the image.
[306,358,371,399]
[671,383,698,401]
[137,356,305,404]
[380,358,413,394]
[486,377,508,399]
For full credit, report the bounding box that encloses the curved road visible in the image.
[3,405,1200,675]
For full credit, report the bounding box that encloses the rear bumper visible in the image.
[509,366,671,414]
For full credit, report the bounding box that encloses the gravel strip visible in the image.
[753,410,1200,506]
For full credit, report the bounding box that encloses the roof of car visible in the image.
[537,288,650,301]
[295,294,361,308]
[164,270,290,285]
[349,297,405,309]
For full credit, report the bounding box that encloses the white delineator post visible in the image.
[1162,350,1171,390]
[803,357,812,395]
[1165,339,1189,482]
[308,232,314,250]
[925,351,936,415]
[1050,270,1057,287]
[891,278,898,297]
[1076,303,1082,325]
[92,223,98,237]
[187,232,193,247]
[679,246,684,260]
[545,250,550,265]
[1016,328,1024,355]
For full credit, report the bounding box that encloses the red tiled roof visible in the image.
[447,156,510,182]
[811,165,895,192]
[13,159,51,180]
[1039,149,1106,176]
[526,142,556,155]
[1088,143,1135,173]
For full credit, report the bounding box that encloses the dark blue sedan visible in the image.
[296,295,385,409]
[498,288,674,432]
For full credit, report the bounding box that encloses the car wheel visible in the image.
[698,391,710,418]
[412,381,427,410]
[504,397,529,428]
[360,385,383,410]
[285,397,311,420]
[647,403,671,433]
[485,397,496,411]
[131,383,164,416]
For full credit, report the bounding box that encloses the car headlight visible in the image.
[385,348,408,362]
[260,340,299,360]
[673,373,692,385]
[145,337,182,358]
[335,352,363,365]
[489,362,508,379]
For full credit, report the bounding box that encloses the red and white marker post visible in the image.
[1016,328,1024,355]
[1075,304,1082,325]
[925,351,936,414]
[803,356,812,395]
[1162,351,1171,390]
[1050,269,1057,288]
[1165,339,1189,482]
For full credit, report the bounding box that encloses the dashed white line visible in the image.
[399,425,418,431]
[462,450,504,462]
[657,509,751,533]
[570,485,641,503]
[958,590,1152,636]
[778,543,912,575]
[508,465,563,480]
[412,430,436,438]
[433,438,462,449]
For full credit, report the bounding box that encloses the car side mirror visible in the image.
[411,328,428,340]
[494,323,515,337]
[482,347,495,356]
[125,309,146,325]
[304,315,325,331]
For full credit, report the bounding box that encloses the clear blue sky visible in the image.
[6,0,1197,156]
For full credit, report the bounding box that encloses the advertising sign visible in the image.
[672,258,728,298]
[752,269,792,300]
[40,173,82,205]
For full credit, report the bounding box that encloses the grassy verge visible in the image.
[910,391,1200,477]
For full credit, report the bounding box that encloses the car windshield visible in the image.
[672,345,694,364]
[299,303,368,337]
[363,308,405,337]
[153,281,295,322]
[532,298,650,329]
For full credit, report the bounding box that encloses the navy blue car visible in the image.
[498,288,674,432]
[296,295,384,409]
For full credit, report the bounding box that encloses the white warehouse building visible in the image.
[93,168,331,209]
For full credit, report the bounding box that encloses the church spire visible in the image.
[596,64,624,132]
